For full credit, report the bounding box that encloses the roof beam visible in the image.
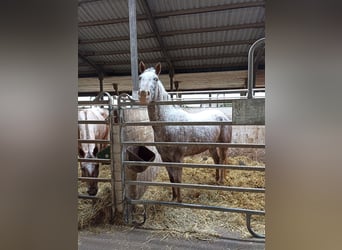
[78,52,104,76]
[79,52,248,67]
[139,0,174,70]
[79,22,264,44]
[80,39,256,56]
[78,1,265,27]
[78,62,256,76]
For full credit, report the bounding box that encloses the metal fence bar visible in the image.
[123,161,265,171]
[78,139,110,143]
[126,180,265,193]
[78,100,113,106]
[78,194,100,200]
[168,88,265,96]
[247,37,265,99]
[78,158,111,164]
[122,141,265,148]
[78,120,109,124]
[78,177,112,182]
[122,121,234,126]
[129,199,265,216]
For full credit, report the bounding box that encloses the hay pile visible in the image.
[140,153,265,238]
[78,154,265,238]
[78,165,113,229]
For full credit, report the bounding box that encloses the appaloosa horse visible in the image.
[138,62,232,202]
[78,107,109,196]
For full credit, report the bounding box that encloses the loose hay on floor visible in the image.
[139,155,265,238]
[78,164,113,229]
[78,155,265,238]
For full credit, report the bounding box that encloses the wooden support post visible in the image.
[99,72,104,93]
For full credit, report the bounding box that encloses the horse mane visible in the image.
[156,81,171,102]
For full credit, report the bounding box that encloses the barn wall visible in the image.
[78,70,265,93]
[231,125,265,163]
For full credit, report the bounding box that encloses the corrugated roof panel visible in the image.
[78,0,130,22]
[168,44,251,58]
[78,0,265,80]
[163,28,263,47]
[174,57,248,67]
[138,51,164,62]
[156,7,264,32]
[79,23,129,40]
[79,37,159,51]
[147,0,260,13]
[79,19,153,40]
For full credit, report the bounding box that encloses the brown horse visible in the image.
[78,107,109,196]
[138,62,232,202]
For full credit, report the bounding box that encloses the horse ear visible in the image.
[139,61,145,73]
[155,62,161,75]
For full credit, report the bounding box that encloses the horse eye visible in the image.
[153,77,158,81]
[138,76,141,80]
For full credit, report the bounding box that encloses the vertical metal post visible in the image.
[247,37,265,99]
[128,0,139,100]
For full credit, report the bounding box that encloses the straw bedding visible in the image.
[78,154,265,238]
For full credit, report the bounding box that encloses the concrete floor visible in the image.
[78,227,265,250]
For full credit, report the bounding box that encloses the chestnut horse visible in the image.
[138,62,232,202]
[78,107,109,196]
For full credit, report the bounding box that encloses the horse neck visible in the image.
[147,80,179,122]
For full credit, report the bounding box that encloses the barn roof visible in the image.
[78,0,265,95]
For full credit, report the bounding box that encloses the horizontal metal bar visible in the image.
[123,161,265,171]
[78,120,109,124]
[119,98,240,106]
[78,100,112,106]
[78,177,112,182]
[119,97,265,107]
[122,141,265,148]
[172,88,265,95]
[125,180,265,193]
[78,158,111,164]
[129,199,265,215]
[78,139,110,144]
[121,121,233,126]
[78,194,100,200]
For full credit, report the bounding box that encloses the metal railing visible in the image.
[77,92,115,212]
[117,94,265,238]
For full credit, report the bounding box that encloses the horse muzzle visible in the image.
[87,186,98,196]
[138,90,150,104]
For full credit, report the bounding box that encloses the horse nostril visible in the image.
[139,90,150,97]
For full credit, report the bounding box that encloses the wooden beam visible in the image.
[78,52,104,76]
[79,16,146,27]
[78,22,264,44]
[160,23,264,37]
[153,1,265,18]
[78,52,248,67]
[80,39,255,56]
[79,33,154,44]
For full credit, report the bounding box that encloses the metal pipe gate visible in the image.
[77,92,116,217]
[117,90,265,239]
